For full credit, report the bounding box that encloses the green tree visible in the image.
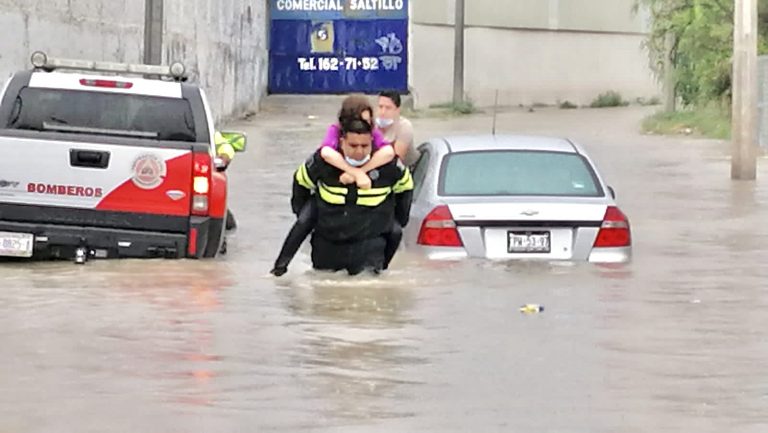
[637,0,768,106]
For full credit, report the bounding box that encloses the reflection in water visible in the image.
[6,107,768,432]
[144,264,229,409]
[277,271,424,425]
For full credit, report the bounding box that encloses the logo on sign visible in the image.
[132,154,167,190]
[375,32,404,71]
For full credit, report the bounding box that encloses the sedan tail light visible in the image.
[593,206,631,248]
[418,205,464,247]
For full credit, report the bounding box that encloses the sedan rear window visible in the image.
[6,88,197,142]
[440,150,603,197]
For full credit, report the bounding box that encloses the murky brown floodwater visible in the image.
[3,103,768,433]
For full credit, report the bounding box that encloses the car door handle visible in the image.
[70,149,110,169]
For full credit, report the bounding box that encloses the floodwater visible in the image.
[2,103,768,432]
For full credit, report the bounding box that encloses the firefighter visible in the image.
[214,131,243,231]
[271,118,413,276]
[214,131,245,163]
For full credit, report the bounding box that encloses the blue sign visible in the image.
[271,0,408,20]
[268,0,409,94]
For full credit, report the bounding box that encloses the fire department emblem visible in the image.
[132,154,167,190]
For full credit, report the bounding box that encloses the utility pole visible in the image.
[143,0,164,65]
[731,0,758,180]
[452,0,465,105]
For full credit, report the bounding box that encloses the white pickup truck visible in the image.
[0,52,245,263]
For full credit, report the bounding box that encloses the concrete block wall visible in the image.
[164,0,268,122]
[0,0,267,123]
[410,0,660,109]
[410,25,659,109]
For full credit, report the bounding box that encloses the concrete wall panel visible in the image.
[411,24,658,109]
[0,0,267,122]
[558,0,643,33]
[465,0,550,29]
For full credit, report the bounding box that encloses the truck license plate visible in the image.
[0,232,34,258]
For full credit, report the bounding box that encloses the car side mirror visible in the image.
[608,186,616,199]
[214,157,229,172]
[221,131,247,153]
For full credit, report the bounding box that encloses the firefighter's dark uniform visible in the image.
[288,149,413,275]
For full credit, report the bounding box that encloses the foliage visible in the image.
[590,91,630,108]
[636,96,663,105]
[636,0,768,106]
[641,105,731,139]
[429,100,477,114]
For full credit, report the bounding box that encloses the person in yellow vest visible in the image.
[214,131,245,231]
[214,131,244,164]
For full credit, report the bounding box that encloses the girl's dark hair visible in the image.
[338,94,373,125]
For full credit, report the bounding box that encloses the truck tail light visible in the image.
[191,153,212,216]
[79,79,133,89]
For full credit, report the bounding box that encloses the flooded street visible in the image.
[3,102,768,432]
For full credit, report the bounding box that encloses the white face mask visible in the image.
[345,154,371,167]
[375,117,395,128]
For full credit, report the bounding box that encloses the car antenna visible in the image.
[492,89,499,136]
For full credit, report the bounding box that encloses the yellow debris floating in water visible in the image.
[519,304,544,314]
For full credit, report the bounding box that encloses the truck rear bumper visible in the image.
[0,216,223,260]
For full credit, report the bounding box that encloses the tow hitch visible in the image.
[74,247,88,265]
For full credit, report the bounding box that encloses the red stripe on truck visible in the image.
[188,227,198,256]
[95,153,193,216]
[208,171,228,219]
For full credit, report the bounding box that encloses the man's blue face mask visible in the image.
[345,154,371,167]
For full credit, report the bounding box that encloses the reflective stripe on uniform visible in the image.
[321,184,348,195]
[358,186,391,196]
[355,186,389,206]
[356,186,391,206]
[318,183,346,204]
[295,164,315,190]
[393,168,414,193]
[317,183,393,207]
[357,194,389,206]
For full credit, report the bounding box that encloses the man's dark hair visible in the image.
[341,118,373,136]
[379,90,401,108]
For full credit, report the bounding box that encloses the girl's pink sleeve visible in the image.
[320,124,341,148]
[373,129,389,149]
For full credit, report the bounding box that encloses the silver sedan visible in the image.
[403,135,631,263]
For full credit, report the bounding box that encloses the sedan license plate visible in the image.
[0,232,34,258]
[507,231,551,253]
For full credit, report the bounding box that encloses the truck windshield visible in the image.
[6,87,197,142]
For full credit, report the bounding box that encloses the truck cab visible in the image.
[0,52,245,262]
